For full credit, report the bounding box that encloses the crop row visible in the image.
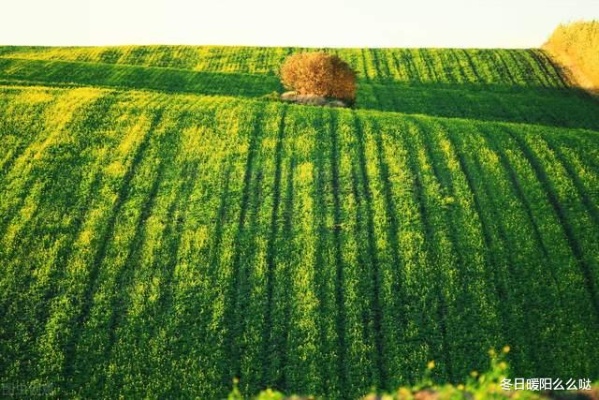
[2,58,597,132]
[1,87,598,398]
[1,46,569,87]
[361,83,599,130]
[0,57,282,97]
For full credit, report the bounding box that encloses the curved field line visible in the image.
[309,108,339,398]
[504,50,529,85]
[63,109,166,389]
[436,50,458,84]
[100,119,204,396]
[504,128,599,320]
[341,158,376,393]
[0,57,281,99]
[327,109,350,397]
[151,157,203,332]
[478,127,573,371]
[509,50,549,87]
[61,109,163,383]
[533,49,572,87]
[459,49,485,83]
[369,49,386,81]
[207,156,237,394]
[222,106,265,382]
[156,103,250,398]
[480,130,555,270]
[416,50,437,83]
[271,152,296,390]
[413,117,495,376]
[100,117,186,390]
[444,50,466,83]
[437,50,456,84]
[351,112,386,389]
[434,120,506,339]
[398,119,454,381]
[0,93,118,357]
[237,115,273,393]
[371,118,406,379]
[394,50,418,83]
[0,102,47,184]
[447,122,591,373]
[360,49,371,81]
[0,90,110,241]
[472,130,542,371]
[443,127,528,359]
[521,50,557,88]
[261,106,288,388]
[529,49,570,88]
[20,102,167,395]
[493,50,520,86]
[29,171,104,361]
[538,136,599,229]
[24,94,128,330]
[277,113,315,393]
[381,50,398,81]
[409,119,462,359]
[511,132,599,369]
[251,105,295,389]
[373,118,430,384]
[208,158,235,280]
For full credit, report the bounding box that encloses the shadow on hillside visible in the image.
[357,82,599,130]
[0,57,283,97]
[1,56,598,130]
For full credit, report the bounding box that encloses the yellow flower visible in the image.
[470,371,478,378]
[488,348,496,357]
[457,384,465,391]
[397,387,412,400]
[427,360,435,370]
[499,362,508,370]
[503,345,511,354]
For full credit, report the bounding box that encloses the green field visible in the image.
[0,46,598,399]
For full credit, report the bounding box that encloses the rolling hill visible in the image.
[0,44,598,398]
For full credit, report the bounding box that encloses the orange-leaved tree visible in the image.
[280,52,357,103]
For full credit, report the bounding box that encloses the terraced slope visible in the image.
[2,46,597,130]
[0,47,598,398]
[0,46,571,86]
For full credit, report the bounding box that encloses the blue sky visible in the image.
[1,0,598,47]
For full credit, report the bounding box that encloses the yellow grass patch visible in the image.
[543,20,599,93]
